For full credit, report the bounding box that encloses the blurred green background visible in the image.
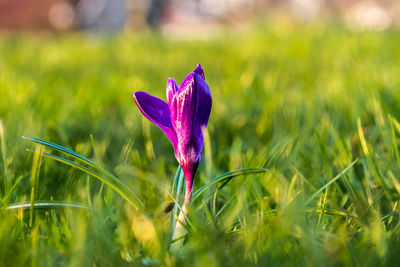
[1,15,400,266]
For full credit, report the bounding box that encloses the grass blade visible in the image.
[170,166,184,242]
[22,136,143,209]
[6,201,117,218]
[192,168,268,202]
[26,149,145,214]
[7,201,93,210]
[305,158,358,205]
[0,121,9,193]
[388,114,400,170]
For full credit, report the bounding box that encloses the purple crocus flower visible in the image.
[133,64,212,206]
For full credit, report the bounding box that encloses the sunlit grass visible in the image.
[0,21,400,265]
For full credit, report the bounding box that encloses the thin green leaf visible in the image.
[23,136,143,209]
[26,149,145,214]
[170,233,188,244]
[192,168,268,202]
[170,165,184,243]
[6,201,117,218]
[305,158,358,205]
[389,114,400,170]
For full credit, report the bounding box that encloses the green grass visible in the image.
[1,20,400,266]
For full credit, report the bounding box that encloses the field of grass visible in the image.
[1,21,400,266]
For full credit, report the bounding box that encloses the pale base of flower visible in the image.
[170,172,193,250]
[170,203,188,251]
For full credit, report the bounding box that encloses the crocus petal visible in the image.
[166,78,179,104]
[193,70,212,137]
[133,91,177,149]
[193,64,205,79]
[190,67,212,163]
[169,65,212,166]
[169,74,195,163]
